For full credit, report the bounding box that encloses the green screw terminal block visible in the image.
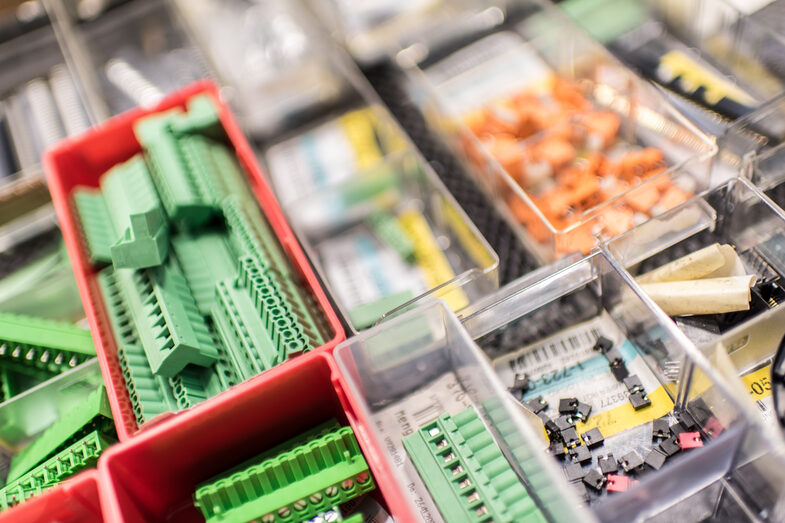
[171,232,237,316]
[403,406,546,523]
[0,313,95,378]
[115,259,218,378]
[194,421,374,523]
[222,198,327,348]
[366,210,415,263]
[211,256,312,380]
[134,110,218,229]
[72,191,114,265]
[73,155,169,269]
[0,430,114,511]
[6,386,113,483]
[168,365,210,411]
[98,266,179,424]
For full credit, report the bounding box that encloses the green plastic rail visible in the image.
[6,386,113,483]
[0,430,114,510]
[194,420,374,523]
[403,406,546,523]
[73,154,168,269]
[0,313,95,378]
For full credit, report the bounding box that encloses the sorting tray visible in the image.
[397,0,715,261]
[45,80,345,440]
[0,469,102,523]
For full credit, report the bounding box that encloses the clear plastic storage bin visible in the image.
[397,0,715,262]
[334,299,590,523]
[459,250,785,521]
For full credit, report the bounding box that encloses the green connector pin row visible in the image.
[0,312,95,377]
[194,422,374,523]
[73,155,168,269]
[403,406,546,523]
[0,430,114,511]
[6,386,113,483]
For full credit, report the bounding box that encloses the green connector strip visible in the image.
[6,386,113,483]
[134,110,218,228]
[194,423,374,523]
[403,406,545,523]
[171,232,237,316]
[0,367,12,403]
[0,312,95,377]
[98,266,178,425]
[366,210,415,263]
[210,256,313,380]
[73,190,114,265]
[100,154,168,269]
[115,259,218,378]
[0,430,114,511]
[168,365,210,411]
[222,198,328,348]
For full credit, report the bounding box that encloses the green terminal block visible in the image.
[98,266,179,424]
[403,406,546,523]
[194,421,374,523]
[134,96,247,229]
[6,386,113,483]
[0,312,95,378]
[0,430,114,511]
[211,256,311,380]
[366,210,415,263]
[348,290,415,331]
[73,155,169,269]
[171,232,237,316]
[222,198,327,348]
[115,259,218,378]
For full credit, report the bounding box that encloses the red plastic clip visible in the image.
[679,431,704,449]
[606,474,637,493]
[702,416,724,438]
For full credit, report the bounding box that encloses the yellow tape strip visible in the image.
[398,209,468,311]
[741,365,773,402]
[574,386,674,440]
[442,199,495,271]
[338,109,383,170]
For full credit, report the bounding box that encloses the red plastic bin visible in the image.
[44,80,345,441]
[0,469,103,523]
[97,351,407,522]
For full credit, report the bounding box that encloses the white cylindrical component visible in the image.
[641,275,757,316]
[637,243,726,283]
[704,244,746,278]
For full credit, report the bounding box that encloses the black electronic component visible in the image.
[565,462,584,482]
[561,427,580,449]
[558,398,579,415]
[599,454,618,474]
[644,449,667,471]
[525,396,548,414]
[583,468,605,491]
[575,402,592,421]
[570,445,592,465]
[510,373,530,396]
[619,451,644,473]
[555,415,575,432]
[549,440,566,459]
[629,391,651,410]
[593,336,613,353]
[659,436,681,457]
[581,428,604,449]
[540,414,561,441]
[623,375,644,393]
[611,360,630,382]
[652,417,670,440]
[669,422,687,438]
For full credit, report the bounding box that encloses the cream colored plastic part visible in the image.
[640,275,757,316]
[636,243,742,283]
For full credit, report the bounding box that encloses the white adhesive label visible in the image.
[318,228,426,311]
[372,373,480,523]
